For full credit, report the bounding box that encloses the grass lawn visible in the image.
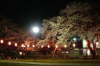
[0,62,54,66]
[0,59,100,66]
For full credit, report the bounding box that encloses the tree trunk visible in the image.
[86,38,96,59]
[91,38,97,59]
[52,48,57,59]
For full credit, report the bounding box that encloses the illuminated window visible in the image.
[87,49,90,56]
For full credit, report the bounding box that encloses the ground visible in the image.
[0,59,100,66]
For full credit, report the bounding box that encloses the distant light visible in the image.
[55,45,58,48]
[41,45,43,48]
[62,52,65,53]
[33,27,39,33]
[85,41,88,45]
[19,52,22,55]
[73,43,76,48]
[62,51,69,53]
[96,42,99,45]
[64,45,67,48]
[47,45,50,48]
[73,38,77,41]
[87,49,90,56]
[27,45,29,47]
[0,40,3,43]
[15,43,17,46]
[32,45,35,47]
[66,51,69,53]
[22,44,25,47]
[8,42,11,45]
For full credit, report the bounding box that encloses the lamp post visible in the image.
[73,38,77,41]
[32,27,39,62]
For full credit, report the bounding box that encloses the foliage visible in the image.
[0,16,19,40]
[38,2,100,58]
[0,15,38,51]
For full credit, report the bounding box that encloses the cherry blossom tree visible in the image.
[0,16,38,52]
[37,2,100,59]
[0,16,19,40]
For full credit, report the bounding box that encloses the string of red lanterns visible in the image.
[0,39,100,48]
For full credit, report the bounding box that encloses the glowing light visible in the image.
[15,43,17,46]
[62,52,65,53]
[19,52,22,55]
[0,40,3,43]
[47,45,50,48]
[96,42,99,45]
[41,45,43,48]
[66,51,69,53]
[22,44,25,47]
[86,41,88,46]
[73,43,76,48]
[73,38,77,41]
[33,27,39,33]
[32,45,35,47]
[83,39,88,48]
[55,45,58,48]
[64,45,67,48]
[8,42,11,45]
[27,45,29,47]
[87,49,90,56]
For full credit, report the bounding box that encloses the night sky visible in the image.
[0,0,99,27]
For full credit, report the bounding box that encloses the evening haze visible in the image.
[0,0,98,27]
